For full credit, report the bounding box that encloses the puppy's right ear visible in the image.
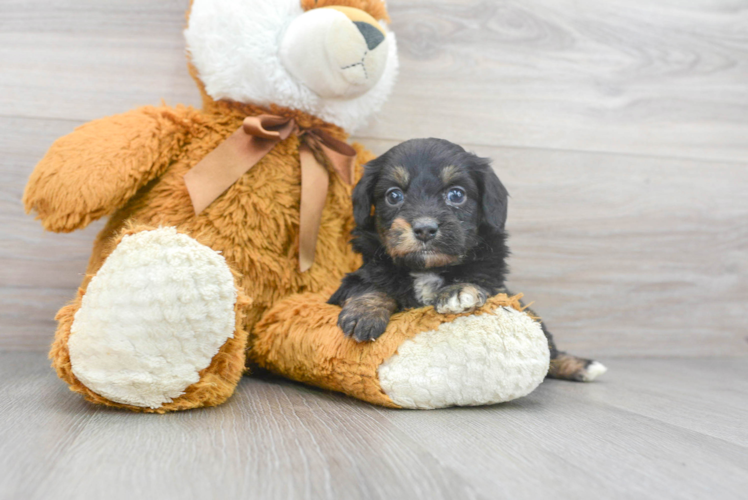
[472,156,509,232]
[352,158,382,228]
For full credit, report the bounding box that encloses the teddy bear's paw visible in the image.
[68,227,237,409]
[378,307,550,409]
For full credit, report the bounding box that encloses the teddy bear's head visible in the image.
[185,0,398,132]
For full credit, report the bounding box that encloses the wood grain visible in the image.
[1,353,746,500]
[2,1,747,161]
[0,116,103,349]
[369,357,748,500]
[0,0,201,120]
[367,0,748,162]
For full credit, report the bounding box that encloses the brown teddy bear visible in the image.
[23,0,551,412]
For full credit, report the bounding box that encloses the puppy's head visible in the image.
[353,138,508,269]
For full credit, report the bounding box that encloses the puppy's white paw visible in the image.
[582,361,608,382]
[548,354,608,382]
[435,284,488,314]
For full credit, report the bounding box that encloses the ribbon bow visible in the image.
[183,114,357,272]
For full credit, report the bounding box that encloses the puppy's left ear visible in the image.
[473,157,509,232]
[352,157,382,228]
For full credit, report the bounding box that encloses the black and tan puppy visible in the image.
[329,138,606,382]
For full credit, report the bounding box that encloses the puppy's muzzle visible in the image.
[412,217,439,243]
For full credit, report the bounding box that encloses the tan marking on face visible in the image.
[423,252,459,268]
[440,165,461,185]
[390,166,409,186]
[384,218,422,257]
[385,219,460,267]
[548,353,589,380]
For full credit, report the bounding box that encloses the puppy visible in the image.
[329,138,606,382]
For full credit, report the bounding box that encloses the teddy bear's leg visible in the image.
[250,293,550,409]
[51,226,251,413]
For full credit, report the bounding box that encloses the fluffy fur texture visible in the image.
[50,224,253,413]
[186,0,398,133]
[252,292,542,409]
[330,138,605,381]
[25,0,562,412]
[329,138,511,340]
[28,100,374,410]
[378,306,549,409]
[280,7,390,99]
[301,0,390,21]
[68,227,238,408]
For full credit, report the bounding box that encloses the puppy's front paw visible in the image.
[338,309,389,342]
[337,292,396,342]
[435,284,488,314]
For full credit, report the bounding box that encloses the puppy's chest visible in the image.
[410,272,444,306]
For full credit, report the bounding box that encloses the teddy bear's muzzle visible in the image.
[280,6,391,99]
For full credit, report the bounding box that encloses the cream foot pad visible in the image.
[378,307,550,409]
[68,228,237,409]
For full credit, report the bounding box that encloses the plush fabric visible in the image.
[279,7,391,100]
[68,227,239,409]
[49,224,252,413]
[30,101,370,411]
[252,293,537,408]
[26,0,551,412]
[186,0,398,132]
[378,306,550,409]
[301,0,390,21]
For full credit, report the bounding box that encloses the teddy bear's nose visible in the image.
[354,21,385,50]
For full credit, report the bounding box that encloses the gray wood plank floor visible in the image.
[1,352,746,500]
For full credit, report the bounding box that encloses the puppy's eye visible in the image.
[385,187,404,206]
[446,187,467,206]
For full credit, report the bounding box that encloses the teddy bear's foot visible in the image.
[376,307,549,408]
[251,293,550,409]
[52,226,250,412]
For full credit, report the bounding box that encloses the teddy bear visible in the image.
[23,0,551,413]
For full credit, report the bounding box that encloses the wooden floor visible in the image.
[1,353,746,500]
[1,1,747,499]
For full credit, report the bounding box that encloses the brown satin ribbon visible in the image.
[183,114,357,272]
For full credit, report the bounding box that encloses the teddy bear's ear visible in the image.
[300,0,390,23]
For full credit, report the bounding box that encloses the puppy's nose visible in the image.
[412,219,439,242]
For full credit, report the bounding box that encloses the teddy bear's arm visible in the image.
[23,106,196,233]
